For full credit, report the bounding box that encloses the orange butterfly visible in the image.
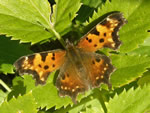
[14,12,127,103]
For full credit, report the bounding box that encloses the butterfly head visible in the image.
[65,39,75,49]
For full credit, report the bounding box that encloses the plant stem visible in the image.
[51,28,66,48]
[0,79,11,92]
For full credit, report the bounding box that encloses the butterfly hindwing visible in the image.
[56,57,89,103]
[14,50,66,84]
[77,12,127,52]
[83,53,114,88]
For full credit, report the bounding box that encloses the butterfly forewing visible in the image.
[14,50,66,84]
[77,12,127,52]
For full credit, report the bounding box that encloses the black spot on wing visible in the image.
[44,65,49,70]
[91,29,100,36]
[51,56,55,60]
[38,64,42,68]
[41,53,48,62]
[94,44,97,47]
[99,38,104,43]
[52,64,55,67]
[88,39,92,43]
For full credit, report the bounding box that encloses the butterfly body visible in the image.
[14,12,127,103]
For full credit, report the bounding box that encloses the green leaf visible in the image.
[128,46,150,56]
[51,0,81,35]
[0,64,14,74]
[0,0,82,44]
[84,0,150,52]
[110,54,150,87]
[128,37,150,56]
[107,85,150,113]
[0,93,37,113]
[70,99,104,113]
[0,36,32,74]
[138,70,150,86]
[7,76,26,101]
[75,0,105,23]
[68,94,104,113]
[0,0,53,44]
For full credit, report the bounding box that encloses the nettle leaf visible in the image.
[0,93,37,113]
[51,0,81,35]
[70,99,104,113]
[0,0,52,44]
[75,0,104,23]
[68,92,104,113]
[128,37,150,56]
[138,70,150,86]
[0,36,32,74]
[107,85,150,113]
[84,0,150,53]
[111,54,150,87]
[0,0,81,44]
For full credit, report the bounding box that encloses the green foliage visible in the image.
[107,85,150,113]
[0,0,150,113]
[0,93,37,113]
[111,54,150,87]
[0,36,32,74]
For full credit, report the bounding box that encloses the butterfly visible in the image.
[14,12,127,103]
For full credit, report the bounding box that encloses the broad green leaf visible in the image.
[128,37,150,56]
[84,0,150,52]
[107,85,150,113]
[0,64,14,74]
[0,0,82,44]
[0,0,53,44]
[143,36,150,46]
[70,99,104,113]
[68,93,104,113]
[81,0,104,8]
[7,74,36,101]
[7,76,26,101]
[138,70,150,86]
[128,45,150,56]
[111,54,150,87]
[51,0,81,35]
[0,93,37,113]
[0,36,32,74]
[75,0,105,23]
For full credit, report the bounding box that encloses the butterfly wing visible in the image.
[80,51,115,88]
[77,12,127,52]
[56,58,89,103]
[14,50,66,84]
